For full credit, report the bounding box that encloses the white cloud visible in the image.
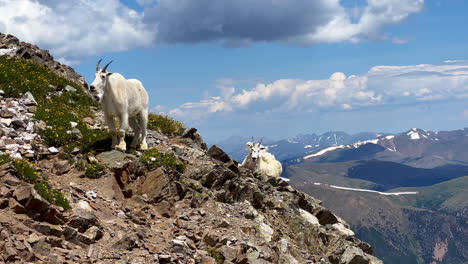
[168,61,468,121]
[144,0,424,45]
[0,0,153,59]
[0,0,423,61]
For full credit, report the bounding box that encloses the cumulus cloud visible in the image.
[168,61,468,121]
[0,0,153,59]
[144,0,424,45]
[0,0,423,60]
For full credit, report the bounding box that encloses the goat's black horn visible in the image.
[96,58,103,71]
[259,138,263,145]
[102,60,113,72]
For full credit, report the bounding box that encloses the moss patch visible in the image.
[140,149,186,172]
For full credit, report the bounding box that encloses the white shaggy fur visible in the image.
[241,142,282,177]
[90,60,149,151]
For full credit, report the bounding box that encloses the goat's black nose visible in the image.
[90,85,96,91]
[252,157,257,161]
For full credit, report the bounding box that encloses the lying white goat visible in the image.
[90,59,149,151]
[241,141,282,177]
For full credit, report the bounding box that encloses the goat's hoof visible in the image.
[140,143,148,150]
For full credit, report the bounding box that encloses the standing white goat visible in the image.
[241,141,282,177]
[90,59,149,151]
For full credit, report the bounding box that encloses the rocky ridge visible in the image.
[0,99,383,263]
[0,109,383,263]
[0,33,87,87]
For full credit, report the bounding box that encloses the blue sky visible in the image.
[1,0,468,142]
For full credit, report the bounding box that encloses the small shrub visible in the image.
[207,247,224,264]
[148,113,185,136]
[140,149,186,172]
[0,154,10,165]
[12,159,38,182]
[85,163,105,179]
[34,181,70,210]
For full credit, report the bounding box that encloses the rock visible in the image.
[313,208,340,225]
[0,198,8,209]
[299,208,320,226]
[333,223,355,236]
[11,119,27,129]
[53,159,71,175]
[96,150,135,169]
[31,238,52,257]
[220,245,241,262]
[32,222,63,237]
[207,145,232,163]
[340,246,383,264]
[21,92,37,106]
[9,197,27,214]
[0,162,15,177]
[112,233,140,251]
[3,245,18,262]
[42,205,66,225]
[67,200,99,232]
[158,254,172,263]
[200,256,217,264]
[3,174,21,186]
[13,185,33,205]
[0,108,15,118]
[133,167,173,202]
[182,128,208,150]
[0,185,11,197]
[258,222,274,242]
[76,226,103,245]
[48,147,59,153]
[65,85,77,93]
[24,188,51,214]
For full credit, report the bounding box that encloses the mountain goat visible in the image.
[89,59,149,151]
[241,141,282,177]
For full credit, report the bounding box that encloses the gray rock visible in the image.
[96,150,135,169]
[3,245,18,262]
[340,246,383,264]
[182,128,207,150]
[65,85,77,93]
[54,159,71,175]
[0,108,15,118]
[20,92,37,106]
[24,187,51,214]
[67,201,99,233]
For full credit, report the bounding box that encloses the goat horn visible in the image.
[96,58,103,71]
[102,60,113,72]
[259,138,263,145]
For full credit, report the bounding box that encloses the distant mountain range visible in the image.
[281,127,468,264]
[216,131,381,162]
[220,128,468,264]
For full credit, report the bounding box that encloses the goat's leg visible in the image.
[139,109,148,150]
[104,113,118,149]
[129,116,141,149]
[116,113,128,151]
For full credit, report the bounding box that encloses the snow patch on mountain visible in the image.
[314,183,419,196]
[304,145,346,159]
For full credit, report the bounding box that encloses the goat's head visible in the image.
[89,59,113,100]
[246,142,267,162]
